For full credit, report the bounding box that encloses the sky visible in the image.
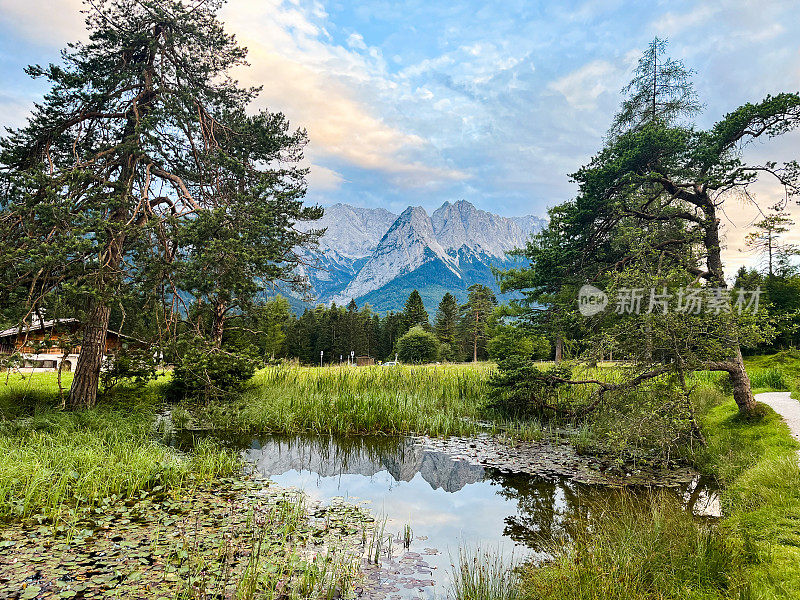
[1,0,799,273]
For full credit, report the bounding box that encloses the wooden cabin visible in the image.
[0,318,123,371]
[356,356,375,367]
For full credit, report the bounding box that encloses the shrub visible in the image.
[166,342,257,402]
[488,357,573,417]
[487,326,550,361]
[101,347,158,392]
[396,326,440,364]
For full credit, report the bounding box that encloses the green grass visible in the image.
[744,350,800,394]
[698,389,800,599]
[196,363,496,436]
[520,492,738,600]
[520,353,800,600]
[0,372,238,523]
[451,547,521,600]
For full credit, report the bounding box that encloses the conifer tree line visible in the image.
[240,285,550,365]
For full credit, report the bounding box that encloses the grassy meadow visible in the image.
[0,372,237,523]
[2,352,800,599]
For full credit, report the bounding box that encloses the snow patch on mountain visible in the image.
[332,206,461,304]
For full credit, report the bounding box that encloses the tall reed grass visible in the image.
[201,363,496,436]
[520,492,739,600]
[450,547,520,600]
[0,374,238,522]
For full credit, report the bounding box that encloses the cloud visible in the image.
[652,4,718,36]
[548,60,619,111]
[0,0,83,42]
[346,32,367,50]
[306,163,345,191]
[1,0,466,189]
[221,0,467,187]
[2,0,799,222]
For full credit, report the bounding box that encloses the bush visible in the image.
[488,357,573,417]
[487,326,550,361]
[396,326,439,364]
[438,342,456,362]
[101,347,158,392]
[166,342,257,402]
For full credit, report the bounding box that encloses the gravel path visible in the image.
[755,391,800,459]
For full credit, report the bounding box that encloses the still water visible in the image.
[239,435,653,599]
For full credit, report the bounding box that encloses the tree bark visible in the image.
[211,300,227,348]
[701,200,756,414]
[706,347,757,414]
[729,356,757,413]
[473,310,479,363]
[555,336,563,364]
[68,300,111,408]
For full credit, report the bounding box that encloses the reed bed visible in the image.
[0,375,238,522]
[450,547,521,600]
[201,363,496,436]
[520,492,737,600]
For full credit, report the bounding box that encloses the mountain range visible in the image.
[295,200,546,313]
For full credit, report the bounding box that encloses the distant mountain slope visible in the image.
[296,203,397,300]
[432,200,530,258]
[310,203,397,259]
[297,200,546,312]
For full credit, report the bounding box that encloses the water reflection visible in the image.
[237,434,717,599]
[244,435,485,493]
[242,434,603,554]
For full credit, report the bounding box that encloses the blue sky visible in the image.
[1,0,799,269]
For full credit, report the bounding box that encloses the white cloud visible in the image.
[548,60,619,111]
[346,32,367,50]
[223,0,467,187]
[306,163,345,191]
[0,0,83,42]
[652,5,718,36]
[1,0,466,188]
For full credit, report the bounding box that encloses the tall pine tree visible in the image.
[0,0,321,406]
[403,290,430,330]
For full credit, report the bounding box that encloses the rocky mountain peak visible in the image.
[431,199,526,258]
[298,201,547,311]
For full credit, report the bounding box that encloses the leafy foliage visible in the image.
[166,337,257,402]
[396,326,440,364]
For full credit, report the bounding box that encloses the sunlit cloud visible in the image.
[0,0,798,222]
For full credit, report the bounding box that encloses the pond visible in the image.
[236,434,719,599]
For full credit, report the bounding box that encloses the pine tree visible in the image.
[403,290,430,330]
[610,37,701,136]
[0,0,321,407]
[745,208,798,277]
[460,285,497,362]
[434,292,460,347]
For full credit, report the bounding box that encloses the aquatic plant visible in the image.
[0,380,238,522]
[520,491,737,600]
[197,363,496,436]
[450,547,520,600]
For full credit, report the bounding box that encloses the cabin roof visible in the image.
[0,318,79,339]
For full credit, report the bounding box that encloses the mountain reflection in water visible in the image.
[241,435,609,551]
[237,434,717,599]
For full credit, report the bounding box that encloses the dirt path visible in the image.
[755,391,800,459]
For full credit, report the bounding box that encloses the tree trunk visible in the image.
[555,336,563,364]
[211,300,227,348]
[473,310,479,363]
[706,349,757,414]
[68,300,111,408]
[728,348,757,414]
[701,200,755,414]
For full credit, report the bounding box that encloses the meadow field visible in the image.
[1,354,799,598]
